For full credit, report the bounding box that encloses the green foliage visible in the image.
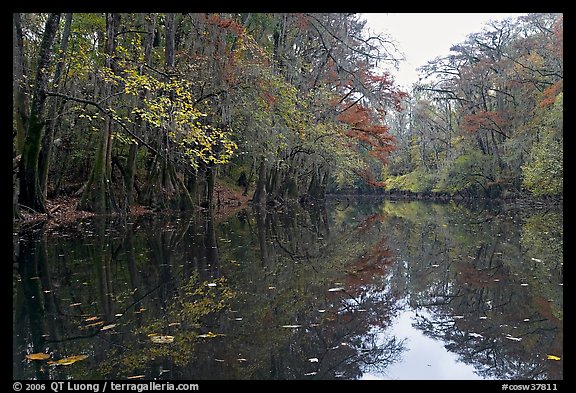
[433,149,486,195]
[384,167,437,193]
[521,135,563,197]
[521,93,563,197]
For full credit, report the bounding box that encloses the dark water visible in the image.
[13,198,563,380]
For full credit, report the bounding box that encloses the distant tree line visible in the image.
[381,13,562,200]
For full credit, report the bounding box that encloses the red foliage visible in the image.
[462,111,506,133]
[538,80,563,109]
[354,168,387,188]
[342,237,394,296]
[551,15,563,59]
[337,104,396,163]
[294,13,310,29]
[261,90,277,107]
[204,13,244,36]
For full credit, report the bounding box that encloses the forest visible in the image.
[12,13,563,221]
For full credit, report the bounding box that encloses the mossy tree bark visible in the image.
[18,13,61,215]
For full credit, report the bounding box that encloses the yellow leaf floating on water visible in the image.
[197,331,224,338]
[149,335,175,344]
[547,355,561,361]
[47,354,89,366]
[26,353,51,361]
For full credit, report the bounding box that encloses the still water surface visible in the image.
[13,198,563,380]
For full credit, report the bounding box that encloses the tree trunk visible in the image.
[252,156,267,206]
[39,13,73,200]
[18,13,61,214]
[125,13,157,206]
[78,13,119,214]
[13,13,29,155]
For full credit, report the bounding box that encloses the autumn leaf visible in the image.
[149,335,175,344]
[26,353,51,361]
[197,331,225,338]
[547,355,561,361]
[47,354,89,366]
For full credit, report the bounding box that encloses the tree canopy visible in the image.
[12,13,562,219]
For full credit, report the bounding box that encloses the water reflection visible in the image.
[13,198,562,380]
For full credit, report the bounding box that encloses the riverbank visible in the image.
[13,179,251,233]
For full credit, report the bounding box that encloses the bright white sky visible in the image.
[361,13,528,89]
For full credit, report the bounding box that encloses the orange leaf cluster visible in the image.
[337,105,395,163]
[462,111,505,133]
[538,80,563,109]
[204,14,244,36]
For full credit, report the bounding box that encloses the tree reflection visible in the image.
[381,200,563,380]
[12,199,562,380]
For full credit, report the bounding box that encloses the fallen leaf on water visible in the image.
[85,321,104,328]
[84,316,99,322]
[328,287,345,292]
[149,335,175,344]
[101,324,116,331]
[547,355,561,361]
[308,358,319,363]
[47,354,88,366]
[197,331,224,338]
[26,353,51,361]
[504,335,522,342]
